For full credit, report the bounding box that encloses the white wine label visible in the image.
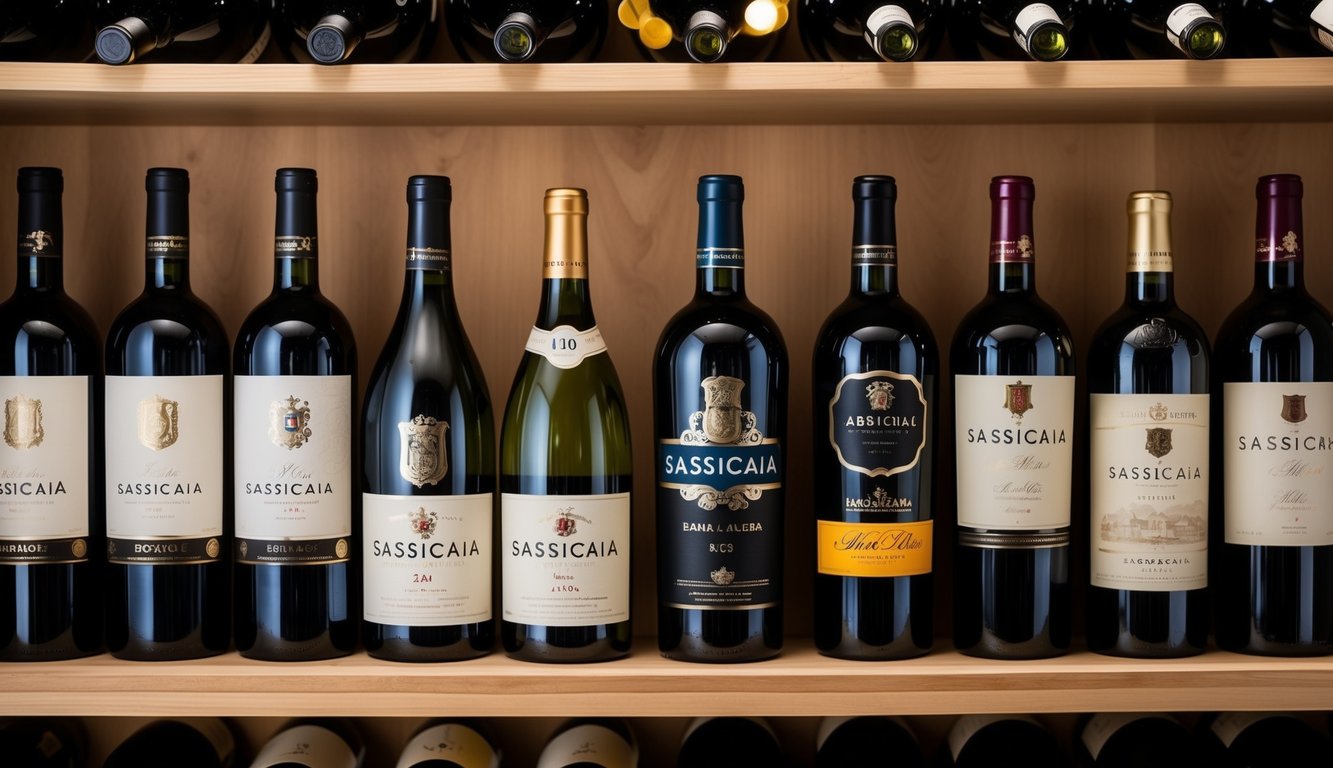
[501,492,630,627]
[1209,712,1278,748]
[1224,381,1333,546]
[105,375,224,565]
[234,375,352,564]
[1166,3,1215,50]
[397,723,498,768]
[524,325,608,370]
[0,375,90,564]
[865,6,914,44]
[252,724,358,768]
[1314,0,1333,49]
[955,375,1074,531]
[537,724,635,768]
[363,492,492,626]
[1012,3,1062,54]
[1090,394,1208,592]
[948,715,1039,762]
[1081,713,1156,760]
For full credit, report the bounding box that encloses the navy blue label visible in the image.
[658,440,782,609]
[829,371,928,478]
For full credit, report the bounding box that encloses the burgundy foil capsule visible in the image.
[1256,173,1304,263]
[990,175,1036,263]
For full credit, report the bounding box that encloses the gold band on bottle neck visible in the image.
[543,188,589,280]
[1127,191,1173,273]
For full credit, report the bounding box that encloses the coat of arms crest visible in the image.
[866,381,895,411]
[269,395,312,450]
[3,394,43,450]
[137,394,179,451]
[399,415,449,487]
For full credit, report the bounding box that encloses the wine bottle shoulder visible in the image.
[655,297,788,361]
[106,291,230,371]
[1088,303,1210,363]
[234,290,357,372]
[949,292,1076,369]
[0,291,101,374]
[814,294,938,364]
[1214,289,1333,379]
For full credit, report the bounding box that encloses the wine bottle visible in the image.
[1086,191,1209,659]
[251,720,365,768]
[0,167,102,662]
[104,169,231,661]
[537,720,637,768]
[0,718,86,768]
[270,0,438,64]
[951,175,1074,660]
[676,718,784,767]
[798,0,942,61]
[655,174,788,663]
[397,721,500,768]
[233,168,358,661]
[103,718,237,768]
[1200,713,1333,767]
[445,0,608,62]
[618,0,789,63]
[944,716,1068,768]
[816,716,924,768]
[93,0,270,65]
[949,0,1075,61]
[500,188,632,663]
[1084,0,1227,59]
[812,176,935,661]
[1076,714,1203,768]
[1215,174,1333,656]
[0,1,95,62]
[362,176,494,663]
[1227,0,1333,56]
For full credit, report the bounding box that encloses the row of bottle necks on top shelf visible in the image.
[1,0,1331,65]
[2,165,1331,668]
[11,712,1333,768]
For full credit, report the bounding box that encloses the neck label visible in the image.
[1129,250,1173,272]
[406,247,451,271]
[865,6,914,43]
[1256,230,1302,262]
[1012,4,1061,54]
[1166,4,1215,52]
[146,235,189,259]
[19,230,59,258]
[275,236,316,258]
[524,325,607,370]
[990,234,1035,264]
[852,245,897,266]
[697,247,744,269]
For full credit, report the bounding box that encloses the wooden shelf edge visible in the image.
[2,60,1332,126]
[2,640,1331,717]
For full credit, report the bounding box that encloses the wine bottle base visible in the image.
[954,633,1069,660]
[366,628,494,663]
[0,641,102,662]
[1086,640,1205,659]
[236,628,358,662]
[1216,638,1333,657]
[816,643,931,662]
[108,639,230,662]
[502,643,630,664]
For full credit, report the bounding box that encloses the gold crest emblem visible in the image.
[205,538,220,559]
[409,507,438,539]
[1017,234,1034,258]
[1283,230,1299,254]
[1282,394,1308,424]
[269,396,312,450]
[700,375,745,444]
[710,566,735,585]
[1004,381,1034,421]
[71,539,87,559]
[4,394,43,450]
[398,415,448,488]
[1145,427,1173,459]
[335,539,349,559]
[137,394,179,451]
[24,230,52,253]
[865,381,895,411]
[1149,402,1169,422]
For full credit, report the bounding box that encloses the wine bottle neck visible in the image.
[863,4,919,62]
[695,196,746,298]
[495,12,549,62]
[273,185,320,291]
[1126,272,1174,305]
[850,190,898,296]
[537,196,596,328]
[403,195,455,298]
[95,15,162,65]
[15,187,64,293]
[1254,177,1305,292]
[144,182,190,291]
[988,193,1036,294]
[308,15,364,64]
[1125,193,1174,305]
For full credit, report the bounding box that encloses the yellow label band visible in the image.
[817,519,932,578]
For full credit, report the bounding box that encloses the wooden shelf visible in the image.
[2,640,1331,717]
[2,59,1333,126]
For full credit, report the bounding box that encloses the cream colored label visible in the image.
[1315,0,1333,49]
[234,375,352,541]
[363,492,492,626]
[524,325,608,370]
[1166,3,1214,50]
[955,375,1074,530]
[397,723,498,768]
[949,716,1039,761]
[1090,394,1208,591]
[0,376,89,539]
[105,375,224,540]
[1012,4,1062,54]
[502,492,630,627]
[865,6,914,42]
[537,724,635,768]
[1224,381,1333,546]
[1081,714,1156,760]
[252,724,357,768]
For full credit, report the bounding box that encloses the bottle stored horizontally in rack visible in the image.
[1214,173,1333,657]
[816,716,925,768]
[951,175,1074,660]
[1075,713,1204,768]
[361,176,495,663]
[251,719,365,768]
[445,0,608,62]
[1227,0,1333,56]
[676,717,785,767]
[1082,0,1228,59]
[949,0,1076,61]
[812,176,936,661]
[0,167,103,663]
[798,0,942,61]
[102,718,239,768]
[0,0,96,61]
[500,188,633,663]
[655,175,788,663]
[104,168,232,662]
[232,168,359,662]
[944,715,1069,767]
[0,717,86,768]
[1198,712,1333,767]
[1085,191,1210,659]
[618,0,790,62]
[396,720,501,768]
[270,0,438,64]
[92,0,270,64]
[537,719,638,768]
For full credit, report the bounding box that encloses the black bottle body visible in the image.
[1198,713,1333,767]
[676,717,784,767]
[1075,714,1203,768]
[0,1,95,61]
[270,0,437,63]
[1225,0,1333,56]
[93,0,270,64]
[944,716,1069,768]
[445,0,607,62]
[0,717,86,768]
[798,0,943,61]
[103,718,237,768]
[816,716,924,768]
